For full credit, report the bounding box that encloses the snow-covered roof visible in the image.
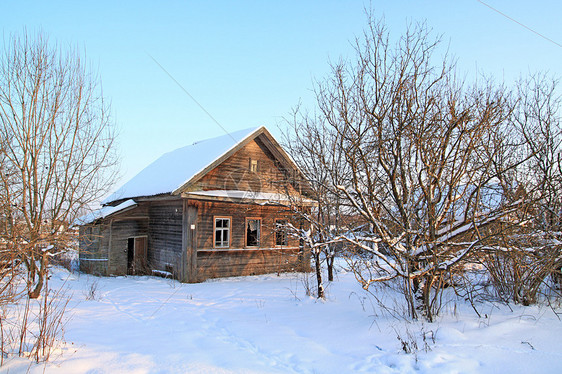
[75,199,137,225]
[103,127,262,204]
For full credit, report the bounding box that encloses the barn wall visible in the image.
[148,199,183,276]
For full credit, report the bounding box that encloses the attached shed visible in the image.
[78,126,314,282]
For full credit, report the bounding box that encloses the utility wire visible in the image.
[144,53,237,317]
[476,0,562,49]
[146,52,236,142]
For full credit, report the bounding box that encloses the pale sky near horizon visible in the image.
[2,1,562,201]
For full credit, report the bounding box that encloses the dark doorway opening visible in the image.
[127,237,147,275]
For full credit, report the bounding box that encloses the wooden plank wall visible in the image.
[79,204,150,276]
[197,247,305,281]
[107,219,148,274]
[181,201,198,282]
[79,224,109,275]
[193,200,299,250]
[106,204,149,275]
[191,199,309,281]
[191,136,299,196]
[148,199,183,276]
[80,198,311,281]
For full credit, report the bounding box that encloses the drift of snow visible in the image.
[4,264,562,373]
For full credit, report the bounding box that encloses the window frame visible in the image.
[213,216,232,249]
[245,217,261,248]
[249,158,258,173]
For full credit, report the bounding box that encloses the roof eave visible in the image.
[182,191,318,207]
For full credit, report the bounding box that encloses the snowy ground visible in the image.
[4,264,562,373]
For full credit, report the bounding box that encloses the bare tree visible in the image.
[281,108,351,296]
[288,17,529,320]
[516,73,562,230]
[482,73,562,305]
[0,32,118,298]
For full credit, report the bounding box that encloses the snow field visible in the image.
[4,264,562,373]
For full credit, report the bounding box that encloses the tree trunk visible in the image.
[422,275,434,323]
[405,278,417,320]
[28,274,43,299]
[314,249,324,298]
[326,254,334,282]
[28,252,48,299]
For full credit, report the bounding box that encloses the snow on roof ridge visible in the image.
[103,126,263,204]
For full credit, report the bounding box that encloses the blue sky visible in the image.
[2,1,562,194]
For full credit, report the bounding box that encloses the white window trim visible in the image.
[214,216,231,249]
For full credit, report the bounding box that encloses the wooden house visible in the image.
[77,127,315,282]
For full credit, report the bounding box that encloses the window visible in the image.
[246,218,261,247]
[275,219,288,246]
[214,217,231,248]
[250,159,258,173]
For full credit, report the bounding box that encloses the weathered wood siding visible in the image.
[197,248,304,281]
[148,199,183,276]
[181,201,198,282]
[192,200,299,249]
[190,136,299,195]
[79,204,149,276]
[79,223,109,275]
[189,199,308,281]
[107,219,148,274]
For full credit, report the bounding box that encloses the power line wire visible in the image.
[146,52,236,142]
[476,0,562,49]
